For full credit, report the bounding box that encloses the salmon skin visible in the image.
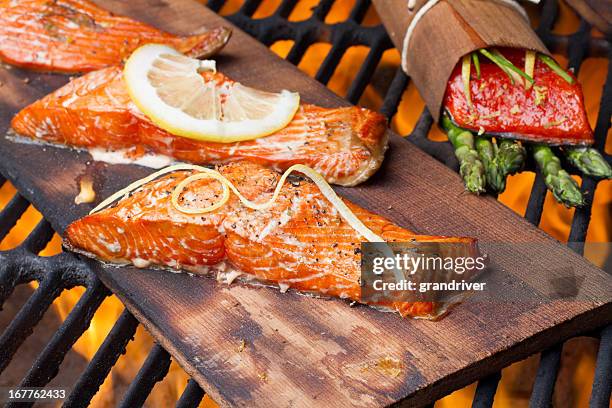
[12,66,388,186]
[444,48,594,146]
[0,0,231,73]
[64,161,479,319]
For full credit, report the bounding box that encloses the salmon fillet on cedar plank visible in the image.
[0,0,230,73]
[64,161,478,319]
[12,66,388,186]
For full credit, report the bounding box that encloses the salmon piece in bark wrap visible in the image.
[444,48,593,146]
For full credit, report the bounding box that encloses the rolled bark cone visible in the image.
[371,0,548,121]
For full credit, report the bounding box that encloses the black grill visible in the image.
[0,0,610,406]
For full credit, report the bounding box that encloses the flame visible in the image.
[0,1,607,406]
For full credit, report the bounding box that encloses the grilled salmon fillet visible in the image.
[0,0,230,73]
[64,161,479,319]
[12,66,388,186]
[444,49,593,145]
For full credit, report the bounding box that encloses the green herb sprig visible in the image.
[478,48,534,87]
[472,52,481,79]
[537,54,575,84]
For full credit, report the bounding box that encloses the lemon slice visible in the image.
[124,44,300,143]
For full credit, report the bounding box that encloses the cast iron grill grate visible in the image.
[0,0,609,407]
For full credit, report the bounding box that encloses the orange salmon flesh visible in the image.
[0,0,231,73]
[12,67,389,186]
[64,161,479,319]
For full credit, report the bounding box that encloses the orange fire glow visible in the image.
[0,1,608,407]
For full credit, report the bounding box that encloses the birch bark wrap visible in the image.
[372,0,548,121]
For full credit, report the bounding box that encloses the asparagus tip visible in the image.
[565,147,612,180]
[534,145,585,208]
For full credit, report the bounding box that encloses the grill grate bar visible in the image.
[568,174,596,255]
[379,68,407,119]
[0,268,64,374]
[22,218,54,254]
[175,379,206,408]
[12,281,108,399]
[65,309,140,407]
[568,49,612,253]
[0,194,29,240]
[525,0,566,229]
[590,50,612,155]
[408,110,459,170]
[535,0,557,37]
[269,0,334,63]
[471,371,502,408]
[314,1,371,85]
[524,172,547,226]
[315,37,350,85]
[345,37,386,104]
[566,20,591,71]
[529,343,563,408]
[239,0,263,16]
[590,326,612,407]
[206,0,224,12]
[311,0,335,20]
[274,0,298,18]
[293,2,335,44]
[284,31,314,66]
[118,344,171,408]
[348,0,369,21]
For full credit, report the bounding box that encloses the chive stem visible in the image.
[538,54,574,84]
[479,48,515,84]
[524,50,536,88]
[472,52,481,79]
[491,49,534,85]
[478,48,534,87]
[462,55,472,109]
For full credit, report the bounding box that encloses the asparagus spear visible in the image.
[441,115,486,194]
[564,147,612,179]
[474,137,526,193]
[532,145,584,207]
[475,136,505,192]
[497,139,526,177]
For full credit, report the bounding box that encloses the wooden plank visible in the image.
[0,1,610,407]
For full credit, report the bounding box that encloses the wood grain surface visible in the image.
[0,1,610,407]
